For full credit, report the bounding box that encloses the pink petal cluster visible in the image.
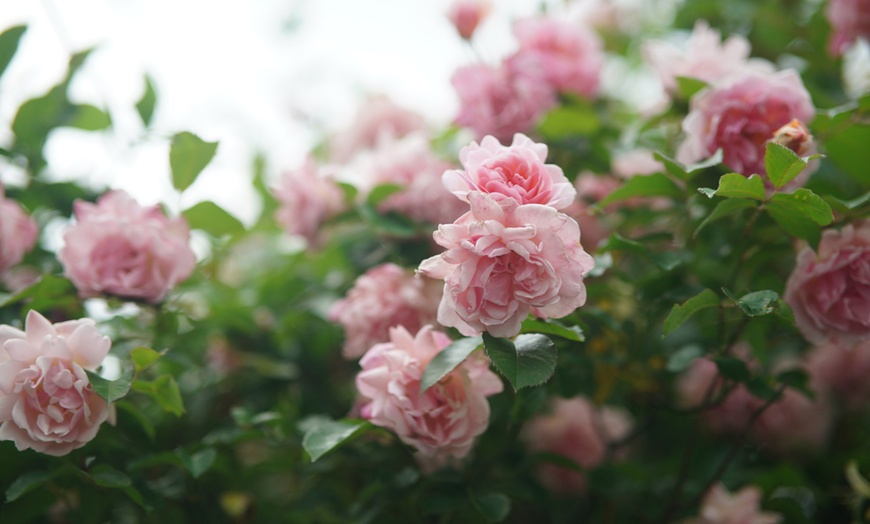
[687,483,781,524]
[59,190,196,303]
[506,16,603,99]
[521,396,633,493]
[418,192,594,338]
[330,263,442,359]
[443,133,576,210]
[446,0,491,40]
[0,310,112,456]
[826,0,870,56]
[452,64,556,143]
[274,157,345,245]
[806,339,870,410]
[784,220,870,344]
[0,185,38,275]
[329,95,427,163]
[677,69,815,180]
[643,20,774,95]
[355,325,503,472]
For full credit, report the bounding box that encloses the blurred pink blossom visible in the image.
[443,133,575,210]
[59,190,196,303]
[329,95,427,163]
[418,192,595,338]
[0,310,112,456]
[826,0,870,56]
[643,20,774,95]
[611,148,664,179]
[785,221,870,344]
[677,69,815,181]
[806,339,870,410]
[330,263,442,359]
[521,396,632,493]
[446,0,491,40]
[274,157,345,245]
[0,185,38,275]
[506,16,603,99]
[355,325,503,472]
[452,64,557,143]
[687,483,781,524]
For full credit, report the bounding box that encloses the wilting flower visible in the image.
[446,0,491,40]
[418,192,595,338]
[506,16,603,99]
[0,185,38,275]
[355,325,503,472]
[330,263,442,359]
[443,133,575,210]
[0,310,112,456]
[785,221,870,344]
[521,396,633,493]
[678,69,815,182]
[826,0,870,56]
[59,190,196,303]
[686,483,782,524]
[274,157,346,245]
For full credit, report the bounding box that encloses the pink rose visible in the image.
[418,192,595,338]
[0,185,38,275]
[329,95,426,163]
[506,16,603,99]
[677,69,815,182]
[687,483,781,524]
[611,148,664,179]
[0,310,112,456]
[330,263,442,359]
[355,325,503,472]
[452,64,557,143]
[443,133,575,210]
[643,20,774,95]
[521,396,632,493]
[59,190,196,303]
[806,339,870,410]
[446,0,491,40]
[274,157,345,245]
[784,221,870,344]
[826,0,870,56]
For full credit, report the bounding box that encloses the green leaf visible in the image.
[764,142,808,189]
[469,491,511,523]
[178,448,217,479]
[130,347,163,373]
[483,333,556,391]
[766,189,833,250]
[170,131,218,192]
[5,470,54,502]
[115,400,156,441]
[675,76,709,99]
[135,75,157,126]
[713,356,751,383]
[654,149,722,181]
[666,345,704,373]
[302,418,368,462]
[0,274,76,308]
[724,289,780,317]
[86,363,134,404]
[694,198,757,237]
[133,375,185,416]
[420,336,483,394]
[602,233,684,271]
[538,103,600,137]
[823,124,870,185]
[182,200,244,236]
[777,369,814,400]
[662,289,719,337]
[366,183,404,206]
[68,104,111,131]
[86,465,131,488]
[0,25,26,81]
[520,318,585,342]
[597,173,682,207]
[357,204,418,237]
[698,173,765,200]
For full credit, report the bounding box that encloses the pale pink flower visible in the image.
[677,356,759,435]
[784,220,870,344]
[687,483,781,524]
[677,69,815,181]
[826,0,870,56]
[521,396,632,493]
[330,263,442,359]
[443,133,575,210]
[769,119,814,157]
[643,20,774,95]
[446,0,491,40]
[806,339,870,410]
[274,157,346,245]
[0,185,38,275]
[355,325,503,472]
[59,190,196,303]
[452,64,557,143]
[418,192,595,338]
[506,16,603,99]
[329,95,427,163]
[611,148,664,179]
[0,310,112,456]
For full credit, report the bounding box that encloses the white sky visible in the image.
[0,0,555,224]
